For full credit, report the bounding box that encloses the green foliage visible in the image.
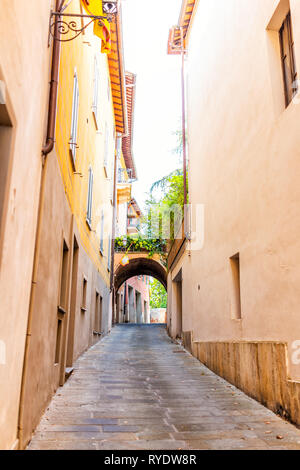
[115,236,167,258]
[149,278,167,309]
[141,128,188,241]
[150,168,182,195]
[143,170,188,241]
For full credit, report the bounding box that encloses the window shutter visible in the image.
[86,167,93,227]
[100,211,104,254]
[92,56,99,126]
[280,12,298,106]
[110,160,114,203]
[107,234,111,271]
[70,70,79,164]
[103,123,109,176]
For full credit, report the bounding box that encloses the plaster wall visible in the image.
[179,0,300,380]
[0,0,53,450]
[150,308,167,324]
[19,147,111,448]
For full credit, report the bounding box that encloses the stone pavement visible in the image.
[28,324,300,450]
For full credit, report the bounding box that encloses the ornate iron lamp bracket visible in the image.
[49,9,116,43]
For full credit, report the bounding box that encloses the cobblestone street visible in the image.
[28,325,300,450]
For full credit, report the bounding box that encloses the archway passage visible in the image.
[113,255,167,325]
[114,256,167,292]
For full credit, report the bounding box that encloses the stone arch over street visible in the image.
[113,254,167,325]
[114,255,167,293]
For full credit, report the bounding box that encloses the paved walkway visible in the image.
[28,324,300,450]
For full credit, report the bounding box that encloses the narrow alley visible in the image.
[28,325,300,451]
[3,0,300,453]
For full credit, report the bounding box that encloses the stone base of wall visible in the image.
[182,331,193,354]
[192,340,300,427]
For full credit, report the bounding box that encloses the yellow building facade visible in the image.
[15,0,129,449]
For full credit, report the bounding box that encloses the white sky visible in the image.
[122,0,183,210]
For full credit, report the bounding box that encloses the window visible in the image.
[58,240,69,313]
[107,234,111,271]
[86,167,93,229]
[94,292,100,333]
[103,123,109,177]
[55,319,62,364]
[100,210,104,255]
[110,160,114,203]
[0,79,13,248]
[81,277,87,312]
[93,292,103,334]
[70,70,79,165]
[99,296,103,332]
[229,253,241,320]
[92,56,100,128]
[279,12,298,106]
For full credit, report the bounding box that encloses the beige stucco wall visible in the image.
[171,0,300,380]
[19,145,112,448]
[0,0,53,450]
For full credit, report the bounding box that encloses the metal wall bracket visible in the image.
[49,10,116,43]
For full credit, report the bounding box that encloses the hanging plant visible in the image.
[115,236,167,261]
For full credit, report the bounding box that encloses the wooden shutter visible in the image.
[92,56,100,127]
[70,70,79,164]
[107,234,111,271]
[100,211,104,254]
[103,123,109,176]
[280,12,298,106]
[86,167,93,227]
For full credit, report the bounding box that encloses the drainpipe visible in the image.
[42,7,61,156]
[18,0,62,448]
[110,133,122,325]
[123,281,127,321]
[180,27,187,208]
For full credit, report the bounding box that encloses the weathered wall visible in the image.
[0,0,53,450]
[150,308,167,324]
[167,0,300,423]
[19,141,111,450]
[116,276,150,324]
[193,340,300,426]
[127,275,150,322]
[179,0,300,379]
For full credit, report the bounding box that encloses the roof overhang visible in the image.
[122,72,137,180]
[167,0,197,55]
[117,184,131,204]
[129,198,142,218]
[108,2,128,136]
